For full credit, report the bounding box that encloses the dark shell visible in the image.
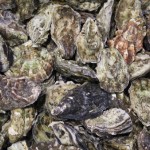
[0,76,41,110]
[51,82,112,120]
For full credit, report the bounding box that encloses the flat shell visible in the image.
[7,141,28,150]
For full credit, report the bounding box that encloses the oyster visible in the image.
[51,82,112,120]
[51,5,80,59]
[5,41,53,83]
[0,35,13,72]
[0,0,16,10]
[129,79,150,126]
[76,18,103,63]
[138,128,150,150]
[8,107,36,143]
[27,4,54,45]
[7,141,28,150]
[0,10,28,46]
[0,76,41,110]
[96,0,114,43]
[129,52,150,80]
[79,12,94,24]
[96,48,129,93]
[85,108,132,137]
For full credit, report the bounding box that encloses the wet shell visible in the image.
[7,141,28,150]
[51,82,112,120]
[85,108,133,137]
[129,52,150,80]
[129,78,150,126]
[51,5,80,59]
[0,35,13,72]
[5,41,53,83]
[8,107,36,143]
[27,4,54,45]
[0,76,41,110]
[96,48,130,93]
[76,18,103,63]
[96,0,114,43]
[0,10,28,46]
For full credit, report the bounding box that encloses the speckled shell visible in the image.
[51,82,112,120]
[96,0,114,43]
[0,35,13,72]
[129,79,150,126]
[76,18,103,63]
[8,107,36,143]
[0,10,28,46]
[129,52,150,80]
[5,41,53,83]
[51,5,81,59]
[85,108,132,137]
[0,76,41,110]
[7,141,28,150]
[27,4,54,45]
[96,48,130,93]
[0,0,16,10]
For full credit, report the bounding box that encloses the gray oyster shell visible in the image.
[0,35,13,72]
[129,78,150,126]
[0,10,28,46]
[76,18,103,63]
[8,141,28,150]
[96,48,130,93]
[96,0,114,43]
[8,107,36,143]
[5,41,54,83]
[85,108,133,137]
[27,4,54,45]
[51,5,80,59]
[0,76,41,110]
[51,82,112,120]
[129,52,150,80]
[0,0,16,10]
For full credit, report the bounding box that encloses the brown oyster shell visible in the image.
[129,79,150,126]
[129,52,150,80]
[85,108,133,137]
[5,41,53,83]
[96,48,129,93]
[51,5,81,59]
[0,76,41,110]
[7,141,28,150]
[76,17,103,63]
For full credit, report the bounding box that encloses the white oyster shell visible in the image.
[7,141,28,150]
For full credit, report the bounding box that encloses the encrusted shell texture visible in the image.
[7,141,28,150]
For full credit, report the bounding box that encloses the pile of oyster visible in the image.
[0,0,149,149]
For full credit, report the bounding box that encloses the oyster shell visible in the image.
[27,4,54,45]
[51,82,112,120]
[85,108,133,137]
[0,76,41,110]
[0,35,13,72]
[5,41,53,83]
[129,79,150,126]
[8,107,36,143]
[96,48,129,93]
[7,141,28,150]
[129,52,150,80]
[76,18,103,63]
[51,5,80,59]
[0,0,16,10]
[0,10,28,46]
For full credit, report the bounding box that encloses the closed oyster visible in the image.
[0,76,41,110]
[138,128,150,150]
[85,108,132,137]
[96,0,114,43]
[51,5,80,59]
[27,4,54,45]
[0,0,16,10]
[129,79,150,126]
[5,41,53,83]
[96,48,129,93]
[8,141,28,150]
[51,82,112,120]
[0,35,13,72]
[8,107,36,143]
[76,18,103,63]
[0,10,28,46]
[129,52,150,79]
